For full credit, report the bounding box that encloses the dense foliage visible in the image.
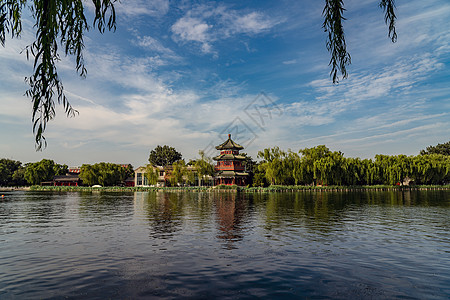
[79,163,132,186]
[149,145,182,167]
[145,164,160,186]
[0,158,25,186]
[191,151,215,186]
[2,140,449,188]
[169,160,195,186]
[257,146,450,186]
[24,159,68,185]
[420,141,450,156]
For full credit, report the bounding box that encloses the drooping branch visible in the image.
[1,0,116,150]
[322,0,351,84]
[322,0,398,84]
[379,0,397,42]
[0,0,27,46]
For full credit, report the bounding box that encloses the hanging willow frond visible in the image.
[0,0,116,150]
[379,0,397,42]
[323,0,398,84]
[322,0,351,84]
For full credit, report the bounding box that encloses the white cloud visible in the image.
[171,17,213,53]
[116,0,169,17]
[172,17,212,43]
[135,36,174,54]
[308,53,444,104]
[170,4,278,54]
[282,59,297,65]
[229,12,274,34]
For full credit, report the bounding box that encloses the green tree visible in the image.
[298,145,332,185]
[123,164,134,179]
[79,162,128,186]
[145,165,159,186]
[12,165,27,186]
[255,144,450,186]
[0,158,22,185]
[420,141,450,156]
[412,154,449,184]
[53,163,68,176]
[257,147,293,185]
[24,159,65,185]
[193,150,214,186]
[79,164,98,186]
[239,152,256,185]
[169,159,187,186]
[149,145,182,167]
[252,168,268,187]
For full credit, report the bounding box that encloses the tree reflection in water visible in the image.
[143,191,184,239]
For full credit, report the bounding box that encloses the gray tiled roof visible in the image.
[215,134,244,150]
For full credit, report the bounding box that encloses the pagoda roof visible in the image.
[216,170,249,177]
[213,154,246,161]
[215,134,244,150]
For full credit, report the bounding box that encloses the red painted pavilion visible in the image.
[214,134,249,186]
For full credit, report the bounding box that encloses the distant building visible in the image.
[123,177,135,187]
[135,166,161,187]
[41,167,82,186]
[52,174,82,186]
[40,164,134,187]
[134,165,212,187]
[213,134,248,186]
[68,167,80,174]
[134,135,250,187]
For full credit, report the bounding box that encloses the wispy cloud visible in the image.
[116,0,169,17]
[282,59,297,65]
[170,4,279,54]
[308,53,444,104]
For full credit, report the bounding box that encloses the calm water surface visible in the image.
[0,190,449,299]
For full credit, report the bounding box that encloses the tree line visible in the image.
[254,145,450,187]
[0,159,133,187]
[78,163,134,186]
[0,158,68,186]
[1,141,448,187]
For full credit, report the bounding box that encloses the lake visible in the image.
[0,190,449,299]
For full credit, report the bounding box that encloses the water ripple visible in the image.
[0,190,449,299]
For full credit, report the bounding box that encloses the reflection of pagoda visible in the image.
[213,134,248,186]
[215,193,247,250]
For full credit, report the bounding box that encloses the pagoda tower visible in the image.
[214,134,248,186]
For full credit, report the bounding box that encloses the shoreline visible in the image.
[0,187,30,192]
[22,185,450,193]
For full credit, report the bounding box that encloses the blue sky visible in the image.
[0,0,449,168]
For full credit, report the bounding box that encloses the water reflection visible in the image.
[77,192,134,217]
[214,193,251,249]
[142,192,184,239]
[0,190,449,299]
[21,192,67,223]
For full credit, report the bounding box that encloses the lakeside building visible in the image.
[41,167,82,186]
[134,134,249,187]
[213,134,249,186]
[134,165,214,187]
[135,165,165,187]
[41,165,134,187]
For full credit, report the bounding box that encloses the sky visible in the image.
[0,0,449,168]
